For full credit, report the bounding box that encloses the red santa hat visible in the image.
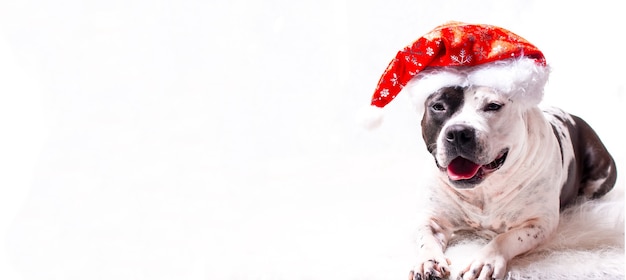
[361,21,550,129]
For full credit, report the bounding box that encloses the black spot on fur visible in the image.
[421,87,465,155]
[559,161,577,209]
[555,113,617,209]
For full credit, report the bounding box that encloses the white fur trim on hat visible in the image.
[405,57,550,112]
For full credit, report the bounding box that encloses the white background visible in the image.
[0,0,623,279]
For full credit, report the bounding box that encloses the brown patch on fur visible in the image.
[556,114,617,208]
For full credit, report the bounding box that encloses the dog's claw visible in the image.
[410,268,445,280]
[409,270,442,280]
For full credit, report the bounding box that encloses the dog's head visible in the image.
[364,23,551,188]
[408,59,549,188]
[421,86,526,187]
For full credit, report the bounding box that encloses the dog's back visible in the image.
[542,107,617,209]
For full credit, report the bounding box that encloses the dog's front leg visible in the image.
[409,218,453,280]
[458,220,554,280]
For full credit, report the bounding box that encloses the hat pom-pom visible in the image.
[357,105,384,130]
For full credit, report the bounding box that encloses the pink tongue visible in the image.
[447,157,481,181]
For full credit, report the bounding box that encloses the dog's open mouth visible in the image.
[447,149,508,182]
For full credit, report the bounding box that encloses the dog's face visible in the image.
[421,86,528,188]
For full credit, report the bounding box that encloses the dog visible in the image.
[363,22,617,280]
[407,80,617,280]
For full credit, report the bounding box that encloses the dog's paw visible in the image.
[409,269,444,280]
[457,248,507,280]
[409,253,451,280]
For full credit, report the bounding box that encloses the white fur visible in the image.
[468,58,549,106]
[406,57,550,112]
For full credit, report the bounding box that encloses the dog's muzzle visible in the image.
[446,149,508,181]
[441,124,509,186]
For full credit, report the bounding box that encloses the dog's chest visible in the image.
[459,207,519,239]
[445,185,531,237]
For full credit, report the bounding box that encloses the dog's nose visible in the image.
[445,124,476,146]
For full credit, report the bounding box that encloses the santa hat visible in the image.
[361,21,550,129]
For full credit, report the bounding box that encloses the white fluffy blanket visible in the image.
[445,190,625,280]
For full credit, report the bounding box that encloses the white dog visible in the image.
[363,22,617,280]
[408,68,616,280]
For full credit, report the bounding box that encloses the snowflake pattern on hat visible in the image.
[370,21,546,108]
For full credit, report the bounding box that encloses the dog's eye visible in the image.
[484,103,503,112]
[431,103,445,112]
